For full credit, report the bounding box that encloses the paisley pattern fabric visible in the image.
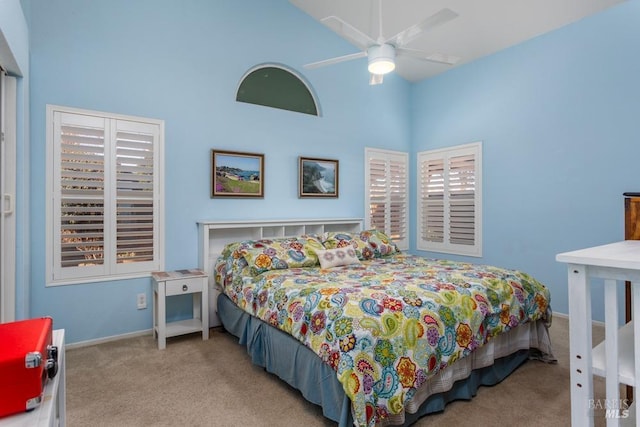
[220,235,325,276]
[216,253,551,427]
[322,229,399,260]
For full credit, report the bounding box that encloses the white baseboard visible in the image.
[552,311,605,328]
[66,328,153,350]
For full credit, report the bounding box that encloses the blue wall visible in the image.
[411,0,640,323]
[8,0,640,343]
[24,0,411,343]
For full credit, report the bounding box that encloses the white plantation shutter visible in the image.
[47,106,163,284]
[449,153,476,246]
[365,148,408,250]
[418,142,482,257]
[422,158,445,243]
[113,120,159,274]
[55,113,108,280]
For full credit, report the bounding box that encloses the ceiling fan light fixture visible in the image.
[367,44,396,75]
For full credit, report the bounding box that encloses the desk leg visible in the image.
[604,279,620,427]
[58,334,66,426]
[568,264,594,427]
[633,281,640,427]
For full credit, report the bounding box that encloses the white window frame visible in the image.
[46,105,164,285]
[364,147,409,250]
[417,141,482,257]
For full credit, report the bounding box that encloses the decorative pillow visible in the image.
[322,232,374,260]
[239,235,325,275]
[316,247,361,269]
[220,241,244,259]
[359,229,400,257]
[215,243,251,288]
[322,230,400,260]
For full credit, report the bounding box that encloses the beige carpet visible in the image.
[65,316,609,427]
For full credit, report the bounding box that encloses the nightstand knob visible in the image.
[182,284,188,292]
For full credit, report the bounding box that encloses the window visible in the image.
[236,64,320,116]
[364,148,408,250]
[46,105,164,285]
[417,142,482,257]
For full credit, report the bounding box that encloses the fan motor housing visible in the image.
[368,44,396,75]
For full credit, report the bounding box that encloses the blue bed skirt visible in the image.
[218,294,532,426]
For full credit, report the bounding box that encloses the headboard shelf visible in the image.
[197,218,364,327]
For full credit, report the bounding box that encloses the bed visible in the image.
[198,219,555,427]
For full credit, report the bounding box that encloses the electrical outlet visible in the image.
[137,293,147,310]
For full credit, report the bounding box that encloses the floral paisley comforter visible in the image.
[217,253,551,427]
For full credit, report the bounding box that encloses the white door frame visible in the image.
[0,71,17,322]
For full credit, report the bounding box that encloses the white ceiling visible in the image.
[290,0,626,83]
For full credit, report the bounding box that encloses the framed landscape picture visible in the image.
[211,150,264,198]
[299,157,339,198]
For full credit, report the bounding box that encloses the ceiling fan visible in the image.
[304,2,460,85]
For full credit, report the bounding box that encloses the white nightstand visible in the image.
[152,269,209,350]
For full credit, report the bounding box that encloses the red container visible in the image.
[0,317,58,418]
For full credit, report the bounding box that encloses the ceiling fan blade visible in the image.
[387,8,458,48]
[397,47,460,65]
[369,73,383,85]
[321,16,376,51]
[304,51,368,70]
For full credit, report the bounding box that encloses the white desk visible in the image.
[0,329,66,427]
[557,241,640,427]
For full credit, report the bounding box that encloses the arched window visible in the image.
[236,64,320,116]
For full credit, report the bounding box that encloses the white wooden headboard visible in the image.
[197,218,363,327]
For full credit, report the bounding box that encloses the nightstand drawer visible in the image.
[165,277,203,296]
